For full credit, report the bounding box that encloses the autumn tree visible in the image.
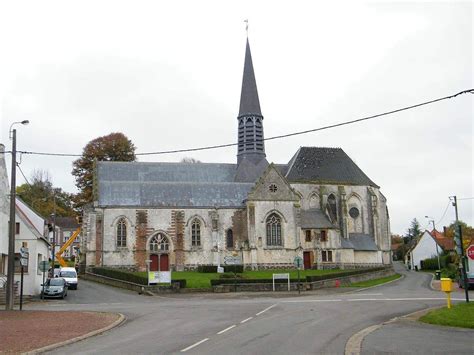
[443,221,474,250]
[72,132,136,209]
[16,170,75,218]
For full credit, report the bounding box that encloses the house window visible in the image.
[116,218,127,248]
[15,222,20,235]
[226,229,234,249]
[191,219,201,247]
[305,230,312,242]
[14,253,28,273]
[322,250,333,262]
[150,233,169,252]
[266,213,282,246]
[320,230,328,242]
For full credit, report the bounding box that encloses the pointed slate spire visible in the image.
[237,38,266,165]
[239,38,261,116]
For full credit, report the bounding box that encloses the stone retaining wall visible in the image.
[82,272,180,293]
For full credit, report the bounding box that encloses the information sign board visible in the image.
[294,256,303,269]
[20,257,28,267]
[224,256,242,265]
[20,247,29,258]
[148,271,172,284]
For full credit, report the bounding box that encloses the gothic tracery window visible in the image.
[266,213,282,246]
[116,218,127,247]
[149,233,169,252]
[191,219,201,247]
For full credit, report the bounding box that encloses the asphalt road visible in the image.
[27,262,472,354]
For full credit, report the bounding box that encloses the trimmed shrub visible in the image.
[197,265,217,273]
[90,267,148,285]
[172,279,187,288]
[223,265,244,273]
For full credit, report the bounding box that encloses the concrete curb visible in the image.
[23,312,126,354]
[344,306,440,355]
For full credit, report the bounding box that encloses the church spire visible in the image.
[237,36,266,165]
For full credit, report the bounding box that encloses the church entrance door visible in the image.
[150,254,169,272]
[303,251,312,270]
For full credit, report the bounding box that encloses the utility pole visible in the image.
[451,196,469,303]
[425,216,441,272]
[5,129,17,310]
[5,120,29,311]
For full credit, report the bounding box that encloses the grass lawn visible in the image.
[348,274,401,287]
[136,268,343,288]
[419,302,474,329]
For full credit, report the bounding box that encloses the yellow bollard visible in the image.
[440,278,453,309]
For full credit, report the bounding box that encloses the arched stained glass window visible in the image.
[191,219,201,246]
[116,218,127,247]
[150,233,169,252]
[266,213,282,246]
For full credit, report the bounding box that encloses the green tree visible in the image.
[72,132,136,209]
[443,221,474,250]
[16,170,75,218]
[404,218,422,242]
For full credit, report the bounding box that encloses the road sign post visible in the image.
[39,260,49,300]
[294,256,303,294]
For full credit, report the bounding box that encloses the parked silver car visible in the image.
[41,277,68,299]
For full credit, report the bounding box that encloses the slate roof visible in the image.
[239,38,261,117]
[341,233,379,251]
[285,147,379,187]
[97,162,253,207]
[299,209,335,229]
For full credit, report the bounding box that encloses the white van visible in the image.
[59,267,78,290]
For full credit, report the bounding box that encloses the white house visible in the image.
[0,144,50,296]
[406,230,443,270]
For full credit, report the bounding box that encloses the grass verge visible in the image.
[348,273,401,287]
[419,303,474,329]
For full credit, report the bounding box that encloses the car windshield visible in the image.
[48,279,64,286]
[60,271,76,278]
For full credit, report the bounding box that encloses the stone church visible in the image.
[83,39,391,272]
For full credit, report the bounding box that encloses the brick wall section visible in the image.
[231,209,248,247]
[170,210,185,271]
[135,210,149,271]
[95,216,103,266]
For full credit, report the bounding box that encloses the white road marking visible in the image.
[283,299,342,303]
[241,317,253,323]
[256,303,277,316]
[181,338,209,352]
[349,293,383,296]
[217,325,236,334]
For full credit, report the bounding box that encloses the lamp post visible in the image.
[425,216,441,272]
[5,120,29,311]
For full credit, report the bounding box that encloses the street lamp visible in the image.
[5,120,29,311]
[425,216,441,272]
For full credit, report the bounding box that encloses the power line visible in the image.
[16,163,32,187]
[435,200,452,226]
[457,197,474,201]
[6,88,474,158]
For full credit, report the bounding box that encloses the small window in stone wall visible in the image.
[320,230,328,242]
[305,230,312,242]
[349,207,360,218]
[322,250,333,262]
[269,184,278,193]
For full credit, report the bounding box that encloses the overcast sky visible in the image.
[0,0,472,235]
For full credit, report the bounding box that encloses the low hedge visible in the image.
[305,267,387,282]
[90,267,148,285]
[211,278,300,286]
[90,267,186,288]
[197,265,244,273]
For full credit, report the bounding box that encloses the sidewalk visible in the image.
[0,310,123,353]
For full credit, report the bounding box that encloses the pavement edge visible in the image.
[344,306,440,355]
[23,312,126,355]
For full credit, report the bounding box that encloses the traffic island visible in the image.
[0,310,124,353]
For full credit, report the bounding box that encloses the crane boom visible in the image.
[55,227,81,267]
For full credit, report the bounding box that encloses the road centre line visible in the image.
[256,303,277,316]
[217,325,236,335]
[283,297,465,303]
[350,293,383,296]
[180,338,209,352]
[241,317,253,323]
